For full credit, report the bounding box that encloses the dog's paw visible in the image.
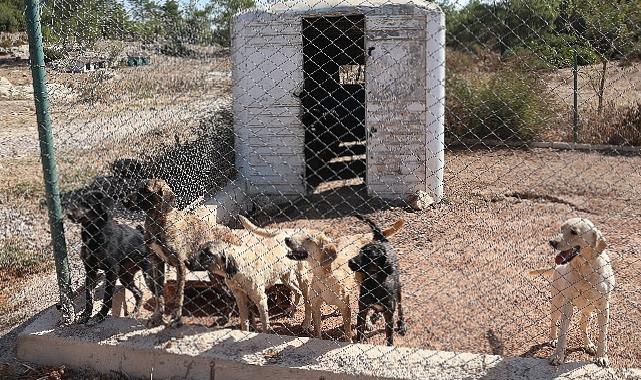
[548,351,565,366]
[594,356,610,367]
[301,319,312,331]
[548,339,558,348]
[584,343,597,356]
[75,313,91,325]
[167,317,183,329]
[396,321,408,336]
[215,315,231,327]
[364,320,375,332]
[145,315,164,328]
[86,314,106,326]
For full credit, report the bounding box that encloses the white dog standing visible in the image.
[530,218,615,367]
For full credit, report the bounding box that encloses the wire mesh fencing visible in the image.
[1,0,641,377]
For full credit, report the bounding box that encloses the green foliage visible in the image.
[445,0,641,68]
[210,0,255,47]
[521,33,598,67]
[447,69,552,142]
[0,0,24,32]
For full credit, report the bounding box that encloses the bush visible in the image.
[446,69,553,142]
[42,46,66,63]
[606,103,641,146]
[522,34,599,68]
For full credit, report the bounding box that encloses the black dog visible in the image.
[348,214,407,346]
[67,191,157,325]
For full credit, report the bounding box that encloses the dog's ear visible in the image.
[148,180,176,207]
[224,253,239,279]
[593,228,607,254]
[318,234,337,262]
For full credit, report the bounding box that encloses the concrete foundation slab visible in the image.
[17,304,632,380]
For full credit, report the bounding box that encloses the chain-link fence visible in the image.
[1,0,641,377]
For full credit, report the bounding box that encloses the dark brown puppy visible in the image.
[67,190,155,325]
[125,179,242,328]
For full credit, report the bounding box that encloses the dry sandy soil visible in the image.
[109,147,640,371]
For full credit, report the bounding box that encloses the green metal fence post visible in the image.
[24,0,75,323]
[573,48,579,144]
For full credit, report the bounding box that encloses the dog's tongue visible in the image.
[555,249,573,265]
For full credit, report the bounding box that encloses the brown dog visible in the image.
[241,217,404,341]
[125,179,241,328]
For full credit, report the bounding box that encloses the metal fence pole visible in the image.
[573,47,579,144]
[24,0,75,323]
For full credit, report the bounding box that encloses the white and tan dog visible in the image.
[197,217,312,333]
[530,218,615,367]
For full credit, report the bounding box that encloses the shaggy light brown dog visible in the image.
[125,179,241,328]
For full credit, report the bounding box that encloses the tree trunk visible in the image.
[597,59,607,114]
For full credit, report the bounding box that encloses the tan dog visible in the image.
[197,216,312,332]
[529,218,615,367]
[241,217,405,341]
[125,179,242,328]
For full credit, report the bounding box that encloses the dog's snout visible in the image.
[284,237,292,246]
[549,240,558,248]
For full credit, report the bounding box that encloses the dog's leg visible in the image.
[168,262,186,328]
[384,310,395,346]
[77,263,98,324]
[256,293,270,333]
[300,281,312,331]
[549,296,562,347]
[549,302,572,366]
[579,308,596,355]
[120,270,143,317]
[311,297,323,338]
[284,278,302,318]
[88,267,117,326]
[340,304,352,342]
[146,256,165,328]
[395,287,408,336]
[354,303,368,343]
[231,288,250,331]
[211,273,234,326]
[595,300,610,367]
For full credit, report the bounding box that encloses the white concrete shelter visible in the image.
[232,0,445,200]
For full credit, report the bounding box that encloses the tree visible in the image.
[209,0,255,47]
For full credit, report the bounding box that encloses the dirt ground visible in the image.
[1,48,640,374]
[110,147,641,371]
[243,147,641,369]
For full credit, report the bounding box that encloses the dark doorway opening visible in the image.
[301,15,366,190]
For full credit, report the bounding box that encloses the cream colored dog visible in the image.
[198,217,312,333]
[241,217,405,341]
[529,218,615,367]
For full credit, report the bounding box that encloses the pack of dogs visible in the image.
[65,179,616,367]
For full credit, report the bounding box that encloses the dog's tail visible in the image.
[528,267,555,277]
[383,219,405,238]
[238,215,278,238]
[354,214,388,242]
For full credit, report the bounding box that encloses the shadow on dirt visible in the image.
[61,108,236,211]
